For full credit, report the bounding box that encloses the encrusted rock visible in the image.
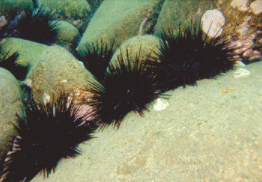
[0,68,23,167]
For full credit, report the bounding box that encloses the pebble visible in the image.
[153,98,169,111]
[233,68,251,78]
[231,0,249,11]
[201,9,225,38]
[250,0,262,15]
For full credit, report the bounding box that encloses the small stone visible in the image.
[0,68,23,163]
[153,98,169,111]
[233,68,251,78]
[231,0,249,11]
[250,0,262,15]
[201,9,225,38]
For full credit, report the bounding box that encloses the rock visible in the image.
[110,34,162,65]
[25,45,98,103]
[77,0,162,56]
[0,0,90,20]
[154,0,216,37]
[230,0,249,11]
[233,68,251,78]
[0,37,48,68]
[201,9,225,38]
[52,20,81,50]
[250,0,262,15]
[0,68,23,167]
[152,98,169,111]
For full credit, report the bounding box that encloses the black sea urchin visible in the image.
[15,7,58,45]
[0,92,97,181]
[154,23,235,91]
[77,40,115,82]
[0,50,28,81]
[87,49,165,129]
[32,0,39,9]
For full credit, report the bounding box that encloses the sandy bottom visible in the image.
[32,61,262,181]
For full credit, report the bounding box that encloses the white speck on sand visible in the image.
[153,98,169,111]
[233,68,251,78]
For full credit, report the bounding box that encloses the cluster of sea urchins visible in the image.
[79,23,236,129]
[0,5,237,180]
[0,92,97,181]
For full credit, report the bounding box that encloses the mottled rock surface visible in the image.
[0,37,48,68]
[0,68,22,167]
[53,20,81,49]
[154,0,216,37]
[0,0,90,19]
[77,0,163,56]
[26,45,97,103]
[110,34,162,65]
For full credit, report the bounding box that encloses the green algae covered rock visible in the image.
[26,45,98,103]
[0,37,48,68]
[0,0,32,19]
[39,0,90,19]
[0,68,23,167]
[110,34,162,65]
[77,0,163,56]
[53,20,81,49]
[154,0,216,37]
[0,0,90,20]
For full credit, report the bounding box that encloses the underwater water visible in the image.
[0,0,262,181]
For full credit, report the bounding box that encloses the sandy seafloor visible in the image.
[31,60,262,181]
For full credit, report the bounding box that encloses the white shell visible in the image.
[153,98,169,111]
[233,68,251,78]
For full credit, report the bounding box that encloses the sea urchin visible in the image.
[0,92,97,181]
[77,40,115,82]
[0,50,28,81]
[154,23,235,91]
[87,49,165,129]
[15,7,58,45]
